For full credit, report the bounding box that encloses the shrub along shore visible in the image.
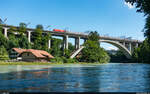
[0,61,107,65]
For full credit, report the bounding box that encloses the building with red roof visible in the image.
[10,48,54,62]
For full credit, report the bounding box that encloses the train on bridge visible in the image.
[53,29,66,33]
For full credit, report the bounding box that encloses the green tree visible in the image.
[8,26,17,37]
[125,0,150,42]
[7,35,19,50]
[88,31,100,46]
[80,31,110,63]
[0,26,8,48]
[64,49,71,58]
[18,34,31,49]
[18,23,27,35]
[0,46,9,60]
[132,39,150,63]
[125,0,150,63]
[41,32,51,52]
[32,24,43,49]
[51,38,63,57]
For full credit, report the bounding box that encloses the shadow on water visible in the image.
[0,64,150,92]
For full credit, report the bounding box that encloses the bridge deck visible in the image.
[0,24,142,43]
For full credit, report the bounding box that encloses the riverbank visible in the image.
[0,61,107,65]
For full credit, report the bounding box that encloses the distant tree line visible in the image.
[107,50,131,63]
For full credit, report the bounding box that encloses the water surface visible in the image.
[0,63,150,92]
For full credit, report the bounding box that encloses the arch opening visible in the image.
[99,40,132,59]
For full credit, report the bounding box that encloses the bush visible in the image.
[50,57,63,63]
[50,56,78,63]
[0,46,9,60]
[63,58,77,63]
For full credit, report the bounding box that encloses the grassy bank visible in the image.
[0,61,107,65]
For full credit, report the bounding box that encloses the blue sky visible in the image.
[0,0,145,50]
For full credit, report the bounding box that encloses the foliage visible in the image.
[88,31,100,45]
[7,23,31,50]
[51,38,63,57]
[50,56,77,63]
[32,24,51,51]
[17,34,31,49]
[41,32,51,52]
[125,0,150,63]
[108,50,131,63]
[125,0,150,42]
[80,31,110,63]
[18,23,27,35]
[0,46,9,60]
[8,26,17,36]
[32,25,43,49]
[144,15,150,42]
[0,26,8,48]
[125,0,150,15]
[7,35,19,50]
[50,57,64,63]
[63,58,77,63]
[64,49,71,58]
[132,39,150,63]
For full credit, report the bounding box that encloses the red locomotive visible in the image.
[53,29,66,32]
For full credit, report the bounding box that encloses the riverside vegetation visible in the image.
[125,0,150,64]
[0,23,110,64]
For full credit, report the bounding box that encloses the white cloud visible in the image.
[124,2,134,9]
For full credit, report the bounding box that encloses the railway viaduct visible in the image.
[1,24,142,59]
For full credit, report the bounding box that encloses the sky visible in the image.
[0,0,146,50]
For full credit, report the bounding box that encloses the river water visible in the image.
[0,63,150,92]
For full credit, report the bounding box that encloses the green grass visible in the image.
[0,61,107,65]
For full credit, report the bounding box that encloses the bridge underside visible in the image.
[99,40,132,59]
[70,40,132,59]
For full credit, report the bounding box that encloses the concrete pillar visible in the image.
[66,35,68,49]
[75,38,77,49]
[63,35,68,49]
[128,43,132,52]
[136,43,138,48]
[27,31,31,43]
[78,37,80,48]
[75,37,80,49]
[48,39,51,49]
[123,42,125,46]
[3,27,8,38]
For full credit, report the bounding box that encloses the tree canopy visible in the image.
[80,31,110,63]
[125,0,150,41]
[125,0,150,63]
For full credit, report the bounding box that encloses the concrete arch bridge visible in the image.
[70,39,140,59]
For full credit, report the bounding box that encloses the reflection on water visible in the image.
[0,63,150,92]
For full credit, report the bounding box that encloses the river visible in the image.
[0,63,150,92]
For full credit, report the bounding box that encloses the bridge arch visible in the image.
[99,40,132,59]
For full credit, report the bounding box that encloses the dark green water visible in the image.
[0,63,150,92]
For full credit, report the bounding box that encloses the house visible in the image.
[10,48,54,62]
[9,48,26,59]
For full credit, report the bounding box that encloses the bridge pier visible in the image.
[27,31,31,43]
[3,27,9,38]
[63,35,68,50]
[128,43,132,52]
[48,39,51,49]
[123,42,125,46]
[136,43,139,48]
[75,37,80,49]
